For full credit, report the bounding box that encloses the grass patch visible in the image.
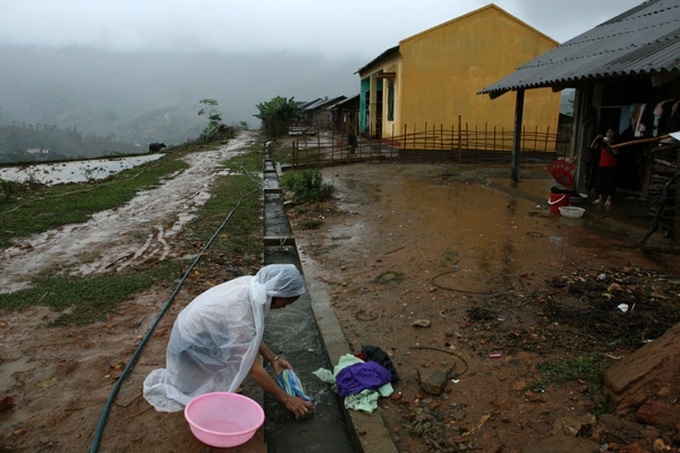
[0,137,267,326]
[374,271,405,284]
[534,355,614,417]
[0,261,180,326]
[270,144,294,166]
[537,355,611,384]
[177,142,264,264]
[279,169,334,235]
[298,219,324,230]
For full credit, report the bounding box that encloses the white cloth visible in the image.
[143,264,305,412]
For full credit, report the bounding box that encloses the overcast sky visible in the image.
[0,0,644,59]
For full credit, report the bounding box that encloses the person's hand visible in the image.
[283,395,314,418]
[273,357,292,375]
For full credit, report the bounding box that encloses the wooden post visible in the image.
[511,89,525,182]
[573,85,598,192]
[440,124,444,151]
[331,126,336,160]
[391,123,395,158]
[293,139,298,167]
[413,123,416,150]
[534,125,538,151]
[458,115,462,162]
[424,122,428,150]
[368,123,372,157]
[317,128,321,165]
[466,122,470,154]
[450,124,454,154]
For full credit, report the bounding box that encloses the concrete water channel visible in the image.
[259,146,397,453]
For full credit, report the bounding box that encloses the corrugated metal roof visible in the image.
[302,96,347,112]
[479,0,680,97]
[355,46,400,75]
[327,94,357,110]
[297,98,322,110]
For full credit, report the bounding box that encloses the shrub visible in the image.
[0,179,13,199]
[282,170,334,203]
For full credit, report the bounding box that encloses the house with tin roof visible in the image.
[480,0,680,240]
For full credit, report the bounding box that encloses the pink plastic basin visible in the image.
[184,392,264,448]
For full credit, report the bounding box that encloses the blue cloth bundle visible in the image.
[277,369,313,402]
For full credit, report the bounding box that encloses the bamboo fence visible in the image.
[290,122,567,168]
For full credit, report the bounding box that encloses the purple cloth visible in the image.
[335,361,392,397]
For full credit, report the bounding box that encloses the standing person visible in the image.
[589,128,619,206]
[348,130,358,154]
[348,112,358,154]
[143,264,315,417]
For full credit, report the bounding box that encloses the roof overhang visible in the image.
[478,0,680,98]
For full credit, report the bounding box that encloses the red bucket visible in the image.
[548,192,569,213]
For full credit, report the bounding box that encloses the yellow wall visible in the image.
[364,5,561,140]
[362,54,403,137]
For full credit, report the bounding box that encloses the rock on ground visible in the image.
[604,322,680,429]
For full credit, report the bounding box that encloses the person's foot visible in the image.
[593,199,601,205]
[604,200,612,206]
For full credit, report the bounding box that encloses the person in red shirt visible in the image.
[589,128,619,206]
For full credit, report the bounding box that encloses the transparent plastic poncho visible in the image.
[143,264,305,412]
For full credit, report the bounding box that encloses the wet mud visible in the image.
[1,147,679,452]
[291,162,680,452]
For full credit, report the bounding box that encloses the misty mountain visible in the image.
[0,45,363,147]
[0,124,140,164]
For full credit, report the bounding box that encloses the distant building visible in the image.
[300,96,347,129]
[330,94,361,134]
[26,148,50,155]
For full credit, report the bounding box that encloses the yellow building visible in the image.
[357,4,561,148]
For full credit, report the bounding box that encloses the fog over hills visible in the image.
[0,45,362,146]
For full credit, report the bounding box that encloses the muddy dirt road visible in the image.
[1,140,679,452]
[0,133,259,453]
[291,162,680,453]
[0,133,256,294]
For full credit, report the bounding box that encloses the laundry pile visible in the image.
[313,345,399,413]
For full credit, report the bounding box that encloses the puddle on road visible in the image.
[0,356,36,390]
[0,154,165,185]
[316,165,629,295]
[392,179,563,287]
